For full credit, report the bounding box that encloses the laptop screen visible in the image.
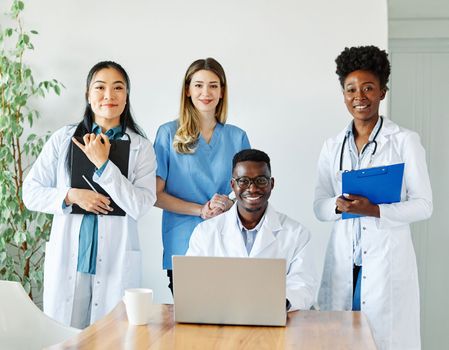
[173,256,287,326]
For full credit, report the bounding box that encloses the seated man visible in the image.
[187,149,317,311]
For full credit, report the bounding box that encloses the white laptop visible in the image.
[172,256,287,326]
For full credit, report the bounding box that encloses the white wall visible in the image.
[15,0,387,304]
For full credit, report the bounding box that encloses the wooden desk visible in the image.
[48,303,376,349]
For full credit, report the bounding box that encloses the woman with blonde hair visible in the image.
[154,58,250,293]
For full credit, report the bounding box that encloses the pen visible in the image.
[82,175,98,193]
[82,175,112,215]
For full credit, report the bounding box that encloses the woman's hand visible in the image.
[65,188,114,215]
[200,200,223,219]
[72,133,111,169]
[209,194,234,212]
[336,194,380,218]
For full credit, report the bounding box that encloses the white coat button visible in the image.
[94,303,98,307]
[97,281,100,284]
[363,275,366,279]
[99,258,102,263]
[100,236,104,239]
[362,301,366,305]
[363,251,367,254]
[68,276,72,280]
[66,298,70,303]
[362,226,366,230]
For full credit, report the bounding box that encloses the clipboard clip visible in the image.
[357,167,388,178]
[336,169,352,182]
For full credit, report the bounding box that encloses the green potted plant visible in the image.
[0,0,63,302]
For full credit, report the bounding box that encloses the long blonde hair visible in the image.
[173,58,228,154]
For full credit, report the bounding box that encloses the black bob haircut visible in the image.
[232,149,271,173]
[335,45,391,89]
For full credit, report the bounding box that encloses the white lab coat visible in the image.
[314,117,432,350]
[186,203,317,311]
[23,125,156,326]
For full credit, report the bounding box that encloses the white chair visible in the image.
[0,280,80,350]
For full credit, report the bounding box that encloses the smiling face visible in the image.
[87,67,127,129]
[343,69,386,124]
[232,161,274,215]
[187,69,223,119]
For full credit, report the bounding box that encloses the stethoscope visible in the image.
[339,116,383,171]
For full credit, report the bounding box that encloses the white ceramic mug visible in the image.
[123,288,153,325]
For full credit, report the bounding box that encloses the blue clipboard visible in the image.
[341,163,405,220]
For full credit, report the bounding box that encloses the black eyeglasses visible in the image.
[232,176,271,189]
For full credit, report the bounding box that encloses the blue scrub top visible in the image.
[154,120,250,269]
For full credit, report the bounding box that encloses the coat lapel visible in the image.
[221,205,248,257]
[371,116,400,166]
[331,126,352,173]
[249,204,282,257]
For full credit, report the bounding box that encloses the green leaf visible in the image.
[10,275,21,283]
[27,133,37,142]
[13,231,25,245]
[27,112,34,127]
[37,88,45,97]
[30,30,38,35]
[23,280,31,294]
[36,213,47,227]
[24,249,32,260]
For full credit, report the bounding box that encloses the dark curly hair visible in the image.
[232,149,271,173]
[335,46,391,89]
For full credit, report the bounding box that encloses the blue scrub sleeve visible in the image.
[154,125,170,181]
[95,160,109,177]
[241,131,251,150]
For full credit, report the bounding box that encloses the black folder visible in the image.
[70,136,130,216]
